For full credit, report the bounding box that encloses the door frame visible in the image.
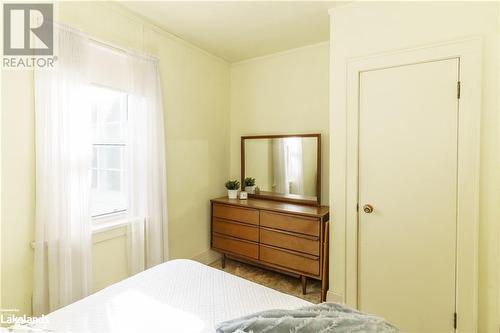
[344,38,482,332]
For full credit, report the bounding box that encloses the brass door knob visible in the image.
[363,204,374,214]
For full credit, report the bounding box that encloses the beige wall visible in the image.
[302,138,318,198]
[244,139,273,191]
[230,42,330,204]
[1,1,230,315]
[1,69,35,316]
[328,2,499,332]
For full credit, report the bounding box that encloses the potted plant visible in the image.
[244,177,256,194]
[225,180,240,199]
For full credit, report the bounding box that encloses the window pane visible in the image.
[100,123,123,141]
[92,147,98,168]
[91,169,125,216]
[91,169,97,189]
[90,85,128,218]
[97,146,123,170]
[90,86,127,143]
[105,101,122,122]
[98,170,121,191]
[91,107,98,123]
[90,187,126,217]
[91,147,126,216]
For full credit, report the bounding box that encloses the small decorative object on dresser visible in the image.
[239,191,248,200]
[225,180,240,199]
[244,177,256,194]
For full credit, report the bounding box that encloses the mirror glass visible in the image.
[243,136,318,201]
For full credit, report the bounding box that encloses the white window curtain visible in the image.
[284,138,304,194]
[272,139,287,193]
[272,138,304,195]
[126,55,168,275]
[33,25,169,312]
[33,27,92,315]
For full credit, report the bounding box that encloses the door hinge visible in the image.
[457,81,461,99]
[454,312,457,330]
[356,203,359,212]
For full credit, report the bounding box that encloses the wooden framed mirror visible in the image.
[241,134,321,206]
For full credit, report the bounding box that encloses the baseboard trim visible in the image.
[190,249,221,265]
[326,290,344,303]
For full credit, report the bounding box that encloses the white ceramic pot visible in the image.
[245,186,256,194]
[227,189,238,199]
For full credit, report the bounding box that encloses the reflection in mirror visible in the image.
[244,137,318,200]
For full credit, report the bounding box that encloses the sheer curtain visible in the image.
[285,138,304,194]
[33,25,168,311]
[126,55,168,274]
[272,139,288,193]
[33,27,92,315]
[272,138,304,195]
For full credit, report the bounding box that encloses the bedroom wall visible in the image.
[1,1,230,316]
[328,2,499,332]
[1,69,36,317]
[229,42,330,204]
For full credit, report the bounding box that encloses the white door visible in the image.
[358,58,459,332]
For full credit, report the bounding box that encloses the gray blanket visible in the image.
[216,303,399,333]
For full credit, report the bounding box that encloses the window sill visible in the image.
[92,216,145,244]
[30,217,133,249]
[92,219,130,235]
[92,213,129,234]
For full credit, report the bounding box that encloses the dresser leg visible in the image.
[301,275,307,295]
[221,254,226,269]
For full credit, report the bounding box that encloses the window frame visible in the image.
[89,84,129,222]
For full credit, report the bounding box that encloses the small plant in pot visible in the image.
[244,177,256,194]
[225,180,240,199]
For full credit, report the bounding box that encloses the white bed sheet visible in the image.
[37,259,312,333]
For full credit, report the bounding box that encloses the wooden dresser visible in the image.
[210,197,330,301]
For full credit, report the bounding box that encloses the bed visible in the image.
[32,259,312,333]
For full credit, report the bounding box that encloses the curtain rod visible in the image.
[53,21,159,62]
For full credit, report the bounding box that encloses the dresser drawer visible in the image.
[212,234,258,259]
[260,211,319,236]
[213,218,259,242]
[260,228,319,256]
[213,203,259,225]
[259,244,319,276]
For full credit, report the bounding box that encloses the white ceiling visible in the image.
[120,1,345,62]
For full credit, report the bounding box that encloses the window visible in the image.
[90,85,128,218]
